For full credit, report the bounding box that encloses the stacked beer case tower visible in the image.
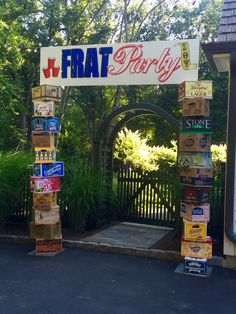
[30,85,64,256]
[178,81,213,277]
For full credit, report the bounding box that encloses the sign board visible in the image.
[40,39,199,86]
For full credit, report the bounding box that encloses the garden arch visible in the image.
[93,102,180,225]
[93,102,180,174]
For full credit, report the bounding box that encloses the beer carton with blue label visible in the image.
[179,167,213,186]
[183,219,207,242]
[33,101,55,117]
[181,236,212,259]
[184,257,208,276]
[33,162,64,178]
[182,98,210,116]
[34,148,56,163]
[179,134,211,152]
[182,116,212,134]
[32,117,59,133]
[32,85,61,101]
[182,186,209,204]
[178,81,213,101]
[178,152,212,168]
[32,132,54,148]
[30,222,61,240]
[181,202,210,222]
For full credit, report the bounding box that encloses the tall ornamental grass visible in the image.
[60,158,113,231]
[0,151,33,225]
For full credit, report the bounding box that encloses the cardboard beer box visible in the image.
[32,85,62,101]
[178,152,212,168]
[30,222,61,240]
[181,236,212,259]
[183,219,207,242]
[178,81,213,101]
[36,237,62,255]
[182,117,212,134]
[30,176,60,193]
[32,132,55,148]
[35,148,56,163]
[33,101,55,117]
[33,205,60,225]
[180,167,213,186]
[182,98,210,116]
[33,162,64,178]
[184,257,208,276]
[32,117,59,133]
[180,202,210,222]
[182,186,209,204]
[179,134,211,152]
[33,192,57,210]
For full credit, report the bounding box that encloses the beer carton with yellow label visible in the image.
[34,148,56,163]
[178,81,213,101]
[181,236,212,259]
[183,219,207,242]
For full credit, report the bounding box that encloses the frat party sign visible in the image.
[40,39,199,86]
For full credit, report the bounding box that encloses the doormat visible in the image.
[81,222,173,249]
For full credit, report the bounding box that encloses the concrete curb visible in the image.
[0,234,225,267]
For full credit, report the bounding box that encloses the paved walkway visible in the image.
[0,243,236,314]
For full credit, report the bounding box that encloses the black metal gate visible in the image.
[116,166,180,227]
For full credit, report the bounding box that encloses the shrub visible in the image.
[0,151,33,225]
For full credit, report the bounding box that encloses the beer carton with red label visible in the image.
[36,237,62,255]
[30,176,60,193]
[182,186,209,204]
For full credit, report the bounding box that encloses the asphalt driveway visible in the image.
[0,243,236,314]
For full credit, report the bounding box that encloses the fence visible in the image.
[9,163,225,238]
